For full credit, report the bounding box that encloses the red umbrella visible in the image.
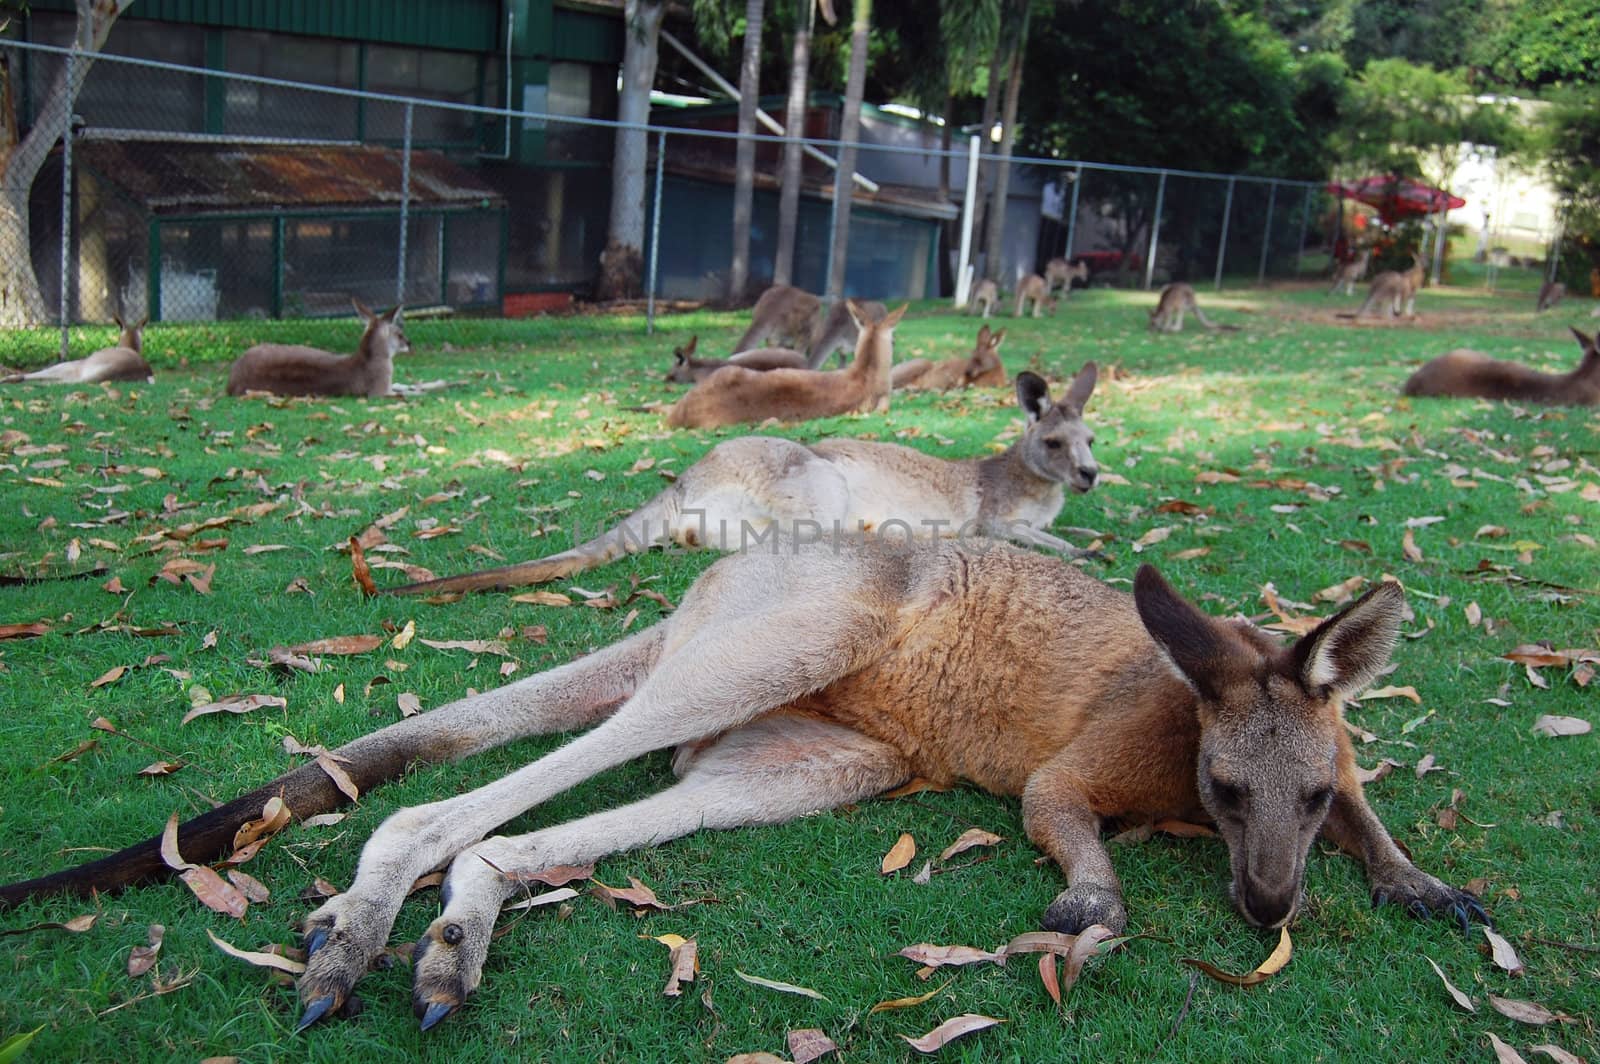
[1326,175,1466,226]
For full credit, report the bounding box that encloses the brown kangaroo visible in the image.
[387,363,1098,596]
[1536,280,1565,313]
[226,300,409,398]
[1044,257,1089,298]
[666,302,907,429]
[1402,327,1600,406]
[1343,255,1424,319]
[0,546,1487,1033]
[3,314,151,384]
[1327,248,1372,297]
[1148,283,1236,333]
[807,297,888,368]
[969,278,1000,318]
[663,335,808,384]
[732,284,820,353]
[890,323,1008,391]
[1015,273,1057,318]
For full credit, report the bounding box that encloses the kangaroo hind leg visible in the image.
[411,714,910,1027]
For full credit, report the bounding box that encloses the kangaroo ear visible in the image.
[113,313,125,329]
[1063,361,1098,412]
[684,335,698,356]
[977,323,991,345]
[1569,326,1594,352]
[385,304,405,324]
[134,314,148,330]
[1133,565,1236,702]
[1015,371,1051,421]
[992,328,1006,347]
[352,297,375,321]
[882,303,909,329]
[1288,580,1405,700]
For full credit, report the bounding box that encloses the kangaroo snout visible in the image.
[1236,872,1302,928]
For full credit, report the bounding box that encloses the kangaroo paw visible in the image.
[1041,882,1127,936]
[411,914,492,1030]
[295,894,397,1031]
[1370,867,1491,933]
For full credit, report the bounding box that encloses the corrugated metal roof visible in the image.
[77,140,504,216]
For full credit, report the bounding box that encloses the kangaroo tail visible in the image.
[1191,307,1223,331]
[384,489,682,596]
[0,710,467,908]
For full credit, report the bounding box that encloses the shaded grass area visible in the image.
[0,282,1597,1062]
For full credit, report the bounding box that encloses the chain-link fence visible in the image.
[2,36,1342,352]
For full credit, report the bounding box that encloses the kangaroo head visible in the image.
[966,326,1004,380]
[114,313,147,353]
[1134,565,1406,928]
[665,336,699,382]
[1015,365,1097,493]
[354,299,411,360]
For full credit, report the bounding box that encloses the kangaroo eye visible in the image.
[1044,439,1063,450]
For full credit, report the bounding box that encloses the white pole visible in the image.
[954,134,980,308]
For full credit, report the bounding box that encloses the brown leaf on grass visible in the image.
[128,924,164,976]
[882,778,953,799]
[502,863,596,887]
[510,590,572,607]
[1415,754,1441,778]
[1490,996,1574,1026]
[1425,956,1477,1011]
[1488,1033,1530,1064]
[418,637,513,657]
[1039,952,1061,1004]
[102,576,127,594]
[1183,926,1291,987]
[734,969,829,1001]
[390,619,416,650]
[89,665,128,688]
[1402,528,1423,563]
[206,928,304,974]
[182,693,285,725]
[725,1055,786,1064]
[1528,1045,1586,1064]
[645,933,698,997]
[591,876,670,911]
[0,912,97,937]
[316,753,360,801]
[302,812,346,828]
[1361,684,1422,704]
[348,535,377,596]
[397,692,422,717]
[1525,665,1551,690]
[1058,924,1120,997]
[1315,575,1367,605]
[136,760,184,777]
[0,620,50,639]
[868,981,952,1014]
[898,943,1005,969]
[180,865,249,919]
[50,739,98,763]
[882,833,917,874]
[231,796,291,853]
[1466,602,1483,627]
[787,1028,837,1064]
[1485,926,1526,975]
[938,828,1003,861]
[1531,715,1591,738]
[1503,646,1574,668]
[285,634,383,656]
[901,1014,1004,1053]
[227,869,271,904]
[501,887,581,913]
[1131,526,1174,552]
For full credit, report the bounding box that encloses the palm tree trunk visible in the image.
[728,0,767,303]
[598,0,665,301]
[824,0,871,301]
[982,2,1028,284]
[773,0,814,288]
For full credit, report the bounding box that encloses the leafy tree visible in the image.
[1539,86,1600,284]
[824,0,870,300]
[1341,0,1488,72]
[1334,59,1518,182]
[1473,0,1600,90]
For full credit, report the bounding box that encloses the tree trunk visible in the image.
[982,3,1029,284]
[728,0,767,303]
[0,0,134,327]
[598,0,665,302]
[969,35,1007,281]
[773,0,813,288]
[824,0,871,301]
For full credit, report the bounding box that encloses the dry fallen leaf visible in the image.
[1484,925,1526,976]
[206,929,305,974]
[285,634,383,656]
[869,980,952,1015]
[1488,1033,1530,1064]
[136,760,184,777]
[397,692,422,717]
[882,778,953,799]
[938,828,1003,861]
[1182,926,1291,987]
[787,1028,837,1064]
[348,535,377,596]
[591,876,671,911]
[390,619,416,650]
[1489,996,1571,1026]
[226,869,271,904]
[0,912,98,938]
[181,693,286,726]
[1402,528,1423,563]
[646,933,698,997]
[1465,601,1483,627]
[901,1014,1004,1053]
[1314,575,1367,605]
[510,590,572,607]
[419,637,513,657]
[898,943,1005,969]
[1361,684,1422,704]
[89,665,128,689]
[1425,956,1477,1012]
[1039,952,1061,1004]
[1528,1044,1586,1064]
[1132,526,1174,552]
[1531,715,1591,738]
[316,753,360,801]
[882,832,917,874]
[127,923,164,977]
[734,969,828,1001]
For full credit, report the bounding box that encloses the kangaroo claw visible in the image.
[417,1000,458,1032]
[303,927,329,958]
[295,994,338,1033]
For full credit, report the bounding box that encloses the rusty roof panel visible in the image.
[77,140,504,216]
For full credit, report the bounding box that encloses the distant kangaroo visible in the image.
[1403,327,1600,406]
[807,298,888,368]
[969,278,1000,318]
[3,314,151,384]
[1327,248,1372,297]
[227,300,409,398]
[1343,255,1424,320]
[666,302,906,429]
[1044,257,1089,298]
[891,323,1008,391]
[388,362,1097,596]
[1149,283,1236,333]
[0,545,1488,1034]
[732,284,820,353]
[1015,274,1057,318]
[663,336,808,384]
[1536,280,1565,313]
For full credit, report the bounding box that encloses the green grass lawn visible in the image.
[0,281,1596,1063]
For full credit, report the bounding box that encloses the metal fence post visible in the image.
[1294,186,1312,278]
[1214,176,1235,291]
[1064,165,1082,262]
[647,129,665,335]
[954,135,980,308]
[1143,170,1166,291]
[1256,180,1277,285]
[396,101,413,307]
[58,49,75,355]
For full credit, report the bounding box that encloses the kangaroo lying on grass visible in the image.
[666,302,905,429]
[388,363,1096,596]
[1341,256,1424,320]
[890,322,1008,391]
[969,278,1000,318]
[1045,257,1089,298]
[2,314,151,384]
[731,284,886,369]
[1327,249,1371,297]
[1148,283,1237,333]
[663,335,808,384]
[1015,274,1057,318]
[1403,327,1600,406]
[0,545,1489,1032]
[226,301,409,398]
